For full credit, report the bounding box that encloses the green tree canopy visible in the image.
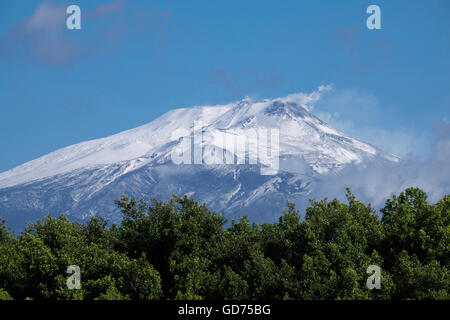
[0,187,447,300]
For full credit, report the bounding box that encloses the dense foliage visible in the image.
[0,188,448,300]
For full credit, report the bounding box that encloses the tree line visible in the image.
[0,187,448,300]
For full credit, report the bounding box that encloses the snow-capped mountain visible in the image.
[0,90,398,230]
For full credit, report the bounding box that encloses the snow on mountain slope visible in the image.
[0,103,233,189]
[0,89,399,229]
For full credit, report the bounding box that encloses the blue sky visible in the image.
[0,0,449,172]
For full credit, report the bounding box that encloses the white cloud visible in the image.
[312,88,432,157]
[27,1,65,29]
[312,121,450,206]
[294,86,449,206]
[278,84,334,111]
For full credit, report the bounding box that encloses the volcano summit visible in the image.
[0,89,398,230]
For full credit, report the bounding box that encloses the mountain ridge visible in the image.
[0,90,399,229]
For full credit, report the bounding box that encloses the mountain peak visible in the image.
[0,89,395,189]
[263,99,310,119]
[0,88,399,229]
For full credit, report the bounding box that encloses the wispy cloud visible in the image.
[312,88,432,157]
[280,84,333,110]
[312,120,450,206]
[0,1,79,65]
[0,0,172,66]
[333,23,392,75]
